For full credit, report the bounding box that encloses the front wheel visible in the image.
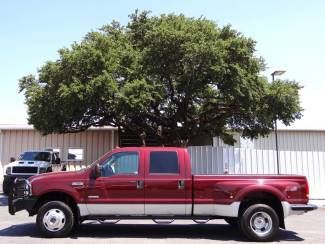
[239,204,279,242]
[36,201,74,238]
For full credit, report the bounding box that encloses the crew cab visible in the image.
[3,150,61,195]
[8,147,316,241]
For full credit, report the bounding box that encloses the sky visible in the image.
[0,0,324,129]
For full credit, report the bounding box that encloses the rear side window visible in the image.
[149,151,179,174]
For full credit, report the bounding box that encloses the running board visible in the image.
[152,219,175,224]
[97,219,121,224]
[83,215,225,221]
[193,219,210,224]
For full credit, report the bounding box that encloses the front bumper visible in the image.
[282,202,318,217]
[8,196,37,215]
[8,178,37,215]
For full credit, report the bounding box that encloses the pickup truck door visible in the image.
[144,149,191,216]
[85,150,145,216]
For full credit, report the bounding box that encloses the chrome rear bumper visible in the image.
[282,202,318,217]
[290,204,318,212]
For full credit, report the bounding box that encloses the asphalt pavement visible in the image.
[0,194,324,244]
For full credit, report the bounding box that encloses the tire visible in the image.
[61,165,67,171]
[239,204,279,242]
[2,179,11,196]
[47,167,53,173]
[224,217,238,227]
[36,201,74,238]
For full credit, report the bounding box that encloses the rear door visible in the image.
[144,149,191,216]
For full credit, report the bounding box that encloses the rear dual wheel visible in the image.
[239,204,279,242]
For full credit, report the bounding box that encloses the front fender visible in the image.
[31,179,84,203]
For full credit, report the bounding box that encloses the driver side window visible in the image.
[101,151,139,177]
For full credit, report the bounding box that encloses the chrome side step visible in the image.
[152,219,175,224]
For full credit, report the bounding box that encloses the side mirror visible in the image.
[91,164,101,179]
[10,157,16,163]
[54,157,61,164]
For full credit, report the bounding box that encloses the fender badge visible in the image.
[88,195,99,199]
[72,182,84,187]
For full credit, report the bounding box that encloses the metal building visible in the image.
[203,129,325,202]
[0,125,118,182]
[213,129,325,151]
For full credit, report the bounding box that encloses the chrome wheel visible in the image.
[43,208,66,232]
[249,211,273,237]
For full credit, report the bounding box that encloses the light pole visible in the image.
[271,70,286,174]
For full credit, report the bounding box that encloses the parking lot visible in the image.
[0,195,324,244]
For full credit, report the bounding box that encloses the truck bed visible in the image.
[192,174,309,216]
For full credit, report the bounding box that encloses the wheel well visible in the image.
[32,192,79,221]
[239,191,285,229]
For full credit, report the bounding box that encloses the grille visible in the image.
[13,179,29,198]
[12,166,38,174]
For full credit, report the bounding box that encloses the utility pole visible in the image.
[271,70,286,174]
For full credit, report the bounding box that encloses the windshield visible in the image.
[19,152,51,162]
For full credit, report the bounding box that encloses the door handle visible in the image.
[178,180,185,190]
[136,180,144,190]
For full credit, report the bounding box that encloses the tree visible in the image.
[19,10,302,146]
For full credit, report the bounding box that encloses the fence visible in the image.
[188,146,325,200]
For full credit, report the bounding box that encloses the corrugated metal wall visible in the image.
[188,146,325,200]
[214,130,325,151]
[188,146,224,174]
[1,128,324,199]
[0,129,118,179]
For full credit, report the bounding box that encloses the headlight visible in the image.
[5,167,11,175]
[39,167,47,174]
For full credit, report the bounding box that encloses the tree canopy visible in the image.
[19,10,302,146]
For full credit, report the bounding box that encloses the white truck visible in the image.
[3,150,62,195]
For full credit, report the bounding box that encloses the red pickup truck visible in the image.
[8,147,316,241]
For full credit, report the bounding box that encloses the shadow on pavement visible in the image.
[0,223,42,238]
[0,195,8,206]
[0,222,304,242]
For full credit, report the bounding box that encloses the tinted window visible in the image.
[149,151,179,174]
[101,152,139,177]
